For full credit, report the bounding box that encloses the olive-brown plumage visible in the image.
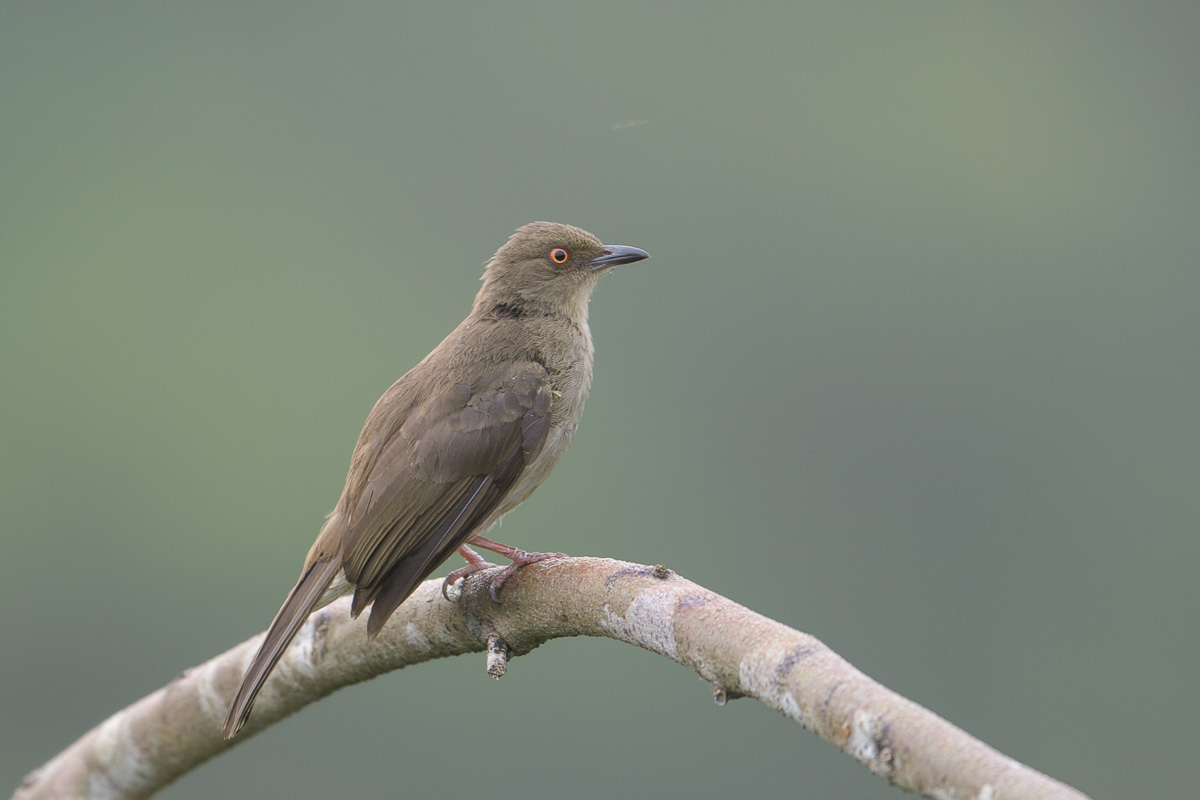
[222,222,648,737]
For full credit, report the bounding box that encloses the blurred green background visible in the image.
[3,2,1196,798]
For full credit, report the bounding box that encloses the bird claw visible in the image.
[485,550,567,602]
[442,548,567,602]
[442,558,499,601]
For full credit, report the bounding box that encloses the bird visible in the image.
[222,221,649,738]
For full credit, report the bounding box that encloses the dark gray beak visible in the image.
[586,245,650,271]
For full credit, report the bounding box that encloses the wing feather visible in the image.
[338,360,552,634]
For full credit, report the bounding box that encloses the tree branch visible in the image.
[14,557,1089,800]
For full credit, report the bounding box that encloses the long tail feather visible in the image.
[222,558,342,738]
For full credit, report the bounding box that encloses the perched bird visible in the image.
[222,222,649,737]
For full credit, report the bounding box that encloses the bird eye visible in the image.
[549,248,569,264]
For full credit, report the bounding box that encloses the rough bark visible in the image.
[14,557,1090,800]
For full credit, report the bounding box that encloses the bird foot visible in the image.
[442,540,566,602]
[442,544,499,601]
[483,549,567,602]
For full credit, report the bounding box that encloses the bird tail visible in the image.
[222,557,342,738]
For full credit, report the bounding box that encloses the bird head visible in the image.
[478,222,649,319]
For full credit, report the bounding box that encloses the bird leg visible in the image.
[443,535,566,602]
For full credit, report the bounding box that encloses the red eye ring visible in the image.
[549,248,569,264]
